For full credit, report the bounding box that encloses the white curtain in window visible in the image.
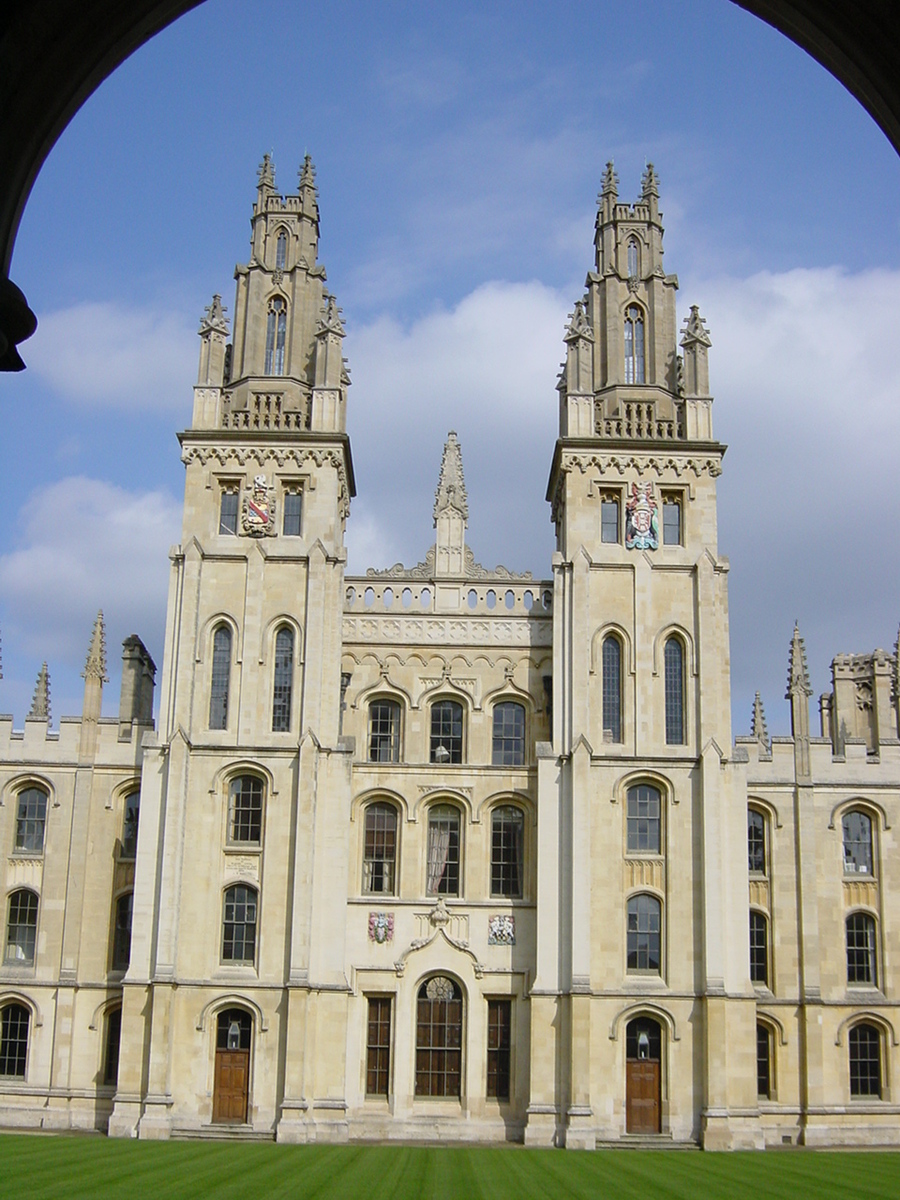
[427,824,451,894]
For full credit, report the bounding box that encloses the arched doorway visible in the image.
[625,1016,661,1134]
[213,1008,251,1123]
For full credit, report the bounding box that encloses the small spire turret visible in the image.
[786,623,812,699]
[29,662,50,721]
[751,691,770,752]
[641,161,660,200]
[786,623,811,774]
[257,152,276,193]
[433,431,469,524]
[433,432,468,578]
[298,154,319,224]
[83,610,108,682]
[600,160,618,202]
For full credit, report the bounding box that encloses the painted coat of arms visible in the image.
[241,474,276,537]
[488,915,516,946]
[625,482,658,551]
[368,912,394,944]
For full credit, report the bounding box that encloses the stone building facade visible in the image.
[0,159,898,1148]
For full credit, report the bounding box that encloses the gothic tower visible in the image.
[110,156,355,1140]
[535,165,758,1149]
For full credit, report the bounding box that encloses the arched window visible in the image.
[750,910,768,986]
[104,1006,122,1085]
[5,889,38,964]
[849,1023,881,1097]
[664,636,684,745]
[15,786,47,853]
[842,810,874,875]
[492,701,525,765]
[222,885,257,963]
[415,976,463,1097]
[748,808,766,875]
[272,626,294,732]
[426,805,461,897]
[363,802,398,895]
[368,699,401,762]
[275,230,287,270]
[228,775,263,845]
[112,892,133,971]
[209,625,232,730]
[846,912,877,986]
[491,805,524,898]
[601,635,622,743]
[217,1007,251,1051]
[626,894,661,973]
[624,305,645,384]
[0,1003,30,1078]
[430,700,463,764]
[627,237,639,278]
[757,1023,773,1099]
[265,296,287,375]
[626,783,661,854]
[122,790,140,859]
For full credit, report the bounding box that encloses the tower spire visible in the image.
[29,662,50,721]
[433,432,468,577]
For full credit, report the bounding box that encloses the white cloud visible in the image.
[685,266,900,730]
[346,266,900,733]
[27,301,196,409]
[0,477,181,719]
[346,280,566,576]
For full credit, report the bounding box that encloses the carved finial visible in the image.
[316,293,345,338]
[641,162,660,199]
[0,625,3,681]
[298,153,317,192]
[257,152,276,191]
[433,431,469,524]
[29,662,50,721]
[680,304,712,348]
[599,160,618,202]
[675,354,685,397]
[786,623,812,699]
[564,298,593,342]
[893,626,900,703]
[751,691,770,751]
[199,294,229,337]
[83,610,109,683]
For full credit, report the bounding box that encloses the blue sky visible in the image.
[2,0,900,734]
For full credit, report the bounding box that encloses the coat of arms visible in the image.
[241,474,276,537]
[368,912,394,944]
[625,482,658,551]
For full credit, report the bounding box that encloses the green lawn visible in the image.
[1,1136,900,1200]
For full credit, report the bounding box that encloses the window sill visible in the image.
[224,844,262,855]
[9,852,43,860]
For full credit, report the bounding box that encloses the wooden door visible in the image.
[213,1049,249,1123]
[626,1060,660,1133]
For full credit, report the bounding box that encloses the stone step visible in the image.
[171,1125,275,1143]
[595,1135,699,1150]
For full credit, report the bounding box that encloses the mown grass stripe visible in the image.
[1,1136,900,1200]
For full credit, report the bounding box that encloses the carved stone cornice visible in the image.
[180,443,351,517]
[559,450,723,479]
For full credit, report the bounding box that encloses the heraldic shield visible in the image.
[241,474,277,537]
[625,482,659,551]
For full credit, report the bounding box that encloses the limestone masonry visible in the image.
[1,158,898,1148]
